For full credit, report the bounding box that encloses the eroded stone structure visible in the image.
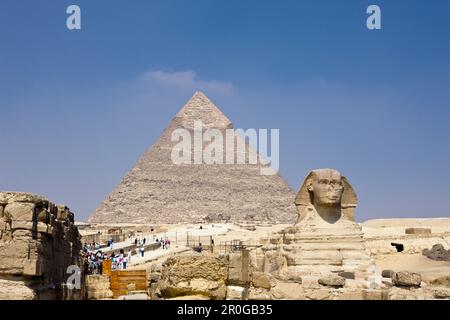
[89,92,297,225]
[260,169,377,286]
[0,192,82,299]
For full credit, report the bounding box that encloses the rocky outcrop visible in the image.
[0,192,82,299]
[157,252,228,299]
[85,275,113,300]
[422,244,450,261]
[318,275,346,288]
[392,272,422,288]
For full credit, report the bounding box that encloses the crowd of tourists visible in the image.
[82,235,172,275]
[82,247,133,274]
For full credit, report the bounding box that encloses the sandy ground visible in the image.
[374,253,450,281]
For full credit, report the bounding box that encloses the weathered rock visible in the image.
[168,295,210,300]
[158,252,227,299]
[118,293,149,300]
[247,287,272,300]
[318,275,345,288]
[431,276,450,287]
[149,273,161,283]
[305,288,330,300]
[382,269,395,278]
[338,272,355,280]
[0,192,82,300]
[85,275,113,300]
[227,250,251,286]
[262,169,376,285]
[252,272,272,289]
[0,277,36,300]
[422,244,450,261]
[271,281,304,299]
[4,202,36,222]
[433,287,450,299]
[226,286,246,300]
[392,272,422,287]
[362,289,389,300]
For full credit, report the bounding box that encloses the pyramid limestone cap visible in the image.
[175,91,233,129]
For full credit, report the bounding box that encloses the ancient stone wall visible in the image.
[0,192,83,300]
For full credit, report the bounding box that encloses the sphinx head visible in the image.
[307,169,344,207]
[295,168,357,224]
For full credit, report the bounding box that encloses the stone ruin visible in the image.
[259,169,377,286]
[0,192,83,300]
[149,169,418,300]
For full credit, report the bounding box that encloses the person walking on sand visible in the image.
[123,256,127,270]
[127,250,132,264]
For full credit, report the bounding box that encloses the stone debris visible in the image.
[392,271,422,288]
[422,244,450,261]
[318,275,346,288]
[0,192,82,300]
[381,269,395,278]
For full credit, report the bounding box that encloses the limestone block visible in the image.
[382,269,395,278]
[36,208,50,224]
[271,281,304,299]
[159,252,227,299]
[149,273,161,283]
[405,228,431,235]
[87,289,113,300]
[318,275,345,288]
[118,293,149,300]
[226,285,245,300]
[0,192,46,204]
[4,202,35,222]
[362,289,389,300]
[337,290,364,300]
[0,277,36,300]
[338,272,355,280]
[392,272,421,287]
[227,251,251,286]
[305,288,331,300]
[252,272,272,289]
[433,287,450,299]
[12,229,33,239]
[0,240,30,274]
[247,287,271,300]
[284,270,303,283]
[431,275,450,287]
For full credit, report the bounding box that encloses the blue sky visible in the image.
[1,1,449,222]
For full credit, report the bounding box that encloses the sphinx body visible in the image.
[261,169,379,287]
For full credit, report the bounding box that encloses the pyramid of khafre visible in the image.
[88,92,297,224]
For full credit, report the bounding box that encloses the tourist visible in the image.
[140,246,145,257]
[127,250,132,264]
[123,256,127,269]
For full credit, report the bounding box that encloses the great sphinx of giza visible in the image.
[260,168,379,288]
[294,168,358,225]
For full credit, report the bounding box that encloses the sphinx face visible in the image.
[310,169,344,207]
